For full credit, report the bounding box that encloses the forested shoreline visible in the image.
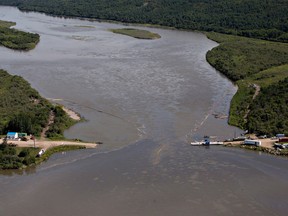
[206,33,288,136]
[0,0,287,42]
[0,1,287,135]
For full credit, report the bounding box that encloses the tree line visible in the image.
[0,0,287,42]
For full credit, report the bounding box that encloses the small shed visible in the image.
[6,132,19,140]
[18,133,28,138]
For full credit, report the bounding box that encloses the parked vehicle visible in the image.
[276,134,285,138]
[258,135,267,139]
[274,143,288,149]
[244,139,261,147]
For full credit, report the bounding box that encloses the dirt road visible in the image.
[3,138,97,150]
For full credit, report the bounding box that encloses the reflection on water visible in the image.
[0,6,287,216]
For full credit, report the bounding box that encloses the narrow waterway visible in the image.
[0,6,287,216]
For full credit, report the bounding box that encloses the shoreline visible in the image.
[62,106,81,121]
[3,6,285,159]
[223,137,288,157]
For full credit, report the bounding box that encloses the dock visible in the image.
[191,135,224,146]
[191,141,224,146]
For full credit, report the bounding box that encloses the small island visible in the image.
[110,28,161,40]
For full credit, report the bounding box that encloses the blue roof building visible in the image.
[6,132,19,139]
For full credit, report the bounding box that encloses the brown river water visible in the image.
[0,6,288,216]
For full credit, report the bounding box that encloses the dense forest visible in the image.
[206,33,288,135]
[247,78,288,136]
[0,0,287,42]
[0,70,75,138]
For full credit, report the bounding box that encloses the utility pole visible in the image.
[31,135,35,148]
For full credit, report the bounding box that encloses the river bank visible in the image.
[1,7,288,216]
[223,137,288,157]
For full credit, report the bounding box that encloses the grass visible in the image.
[0,20,15,28]
[248,64,288,88]
[36,145,86,164]
[110,28,161,40]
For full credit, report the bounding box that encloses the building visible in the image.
[18,133,28,138]
[278,137,288,143]
[6,132,19,140]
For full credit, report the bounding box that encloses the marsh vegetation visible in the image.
[110,28,160,39]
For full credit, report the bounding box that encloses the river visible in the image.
[0,6,287,216]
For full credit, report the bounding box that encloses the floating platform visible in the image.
[191,141,224,146]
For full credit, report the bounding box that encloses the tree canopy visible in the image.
[0,70,75,138]
[0,0,287,42]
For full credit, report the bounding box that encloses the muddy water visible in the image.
[0,6,288,216]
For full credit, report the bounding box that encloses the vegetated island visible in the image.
[110,28,160,39]
[0,20,39,50]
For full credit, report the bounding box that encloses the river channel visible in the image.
[0,6,287,216]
